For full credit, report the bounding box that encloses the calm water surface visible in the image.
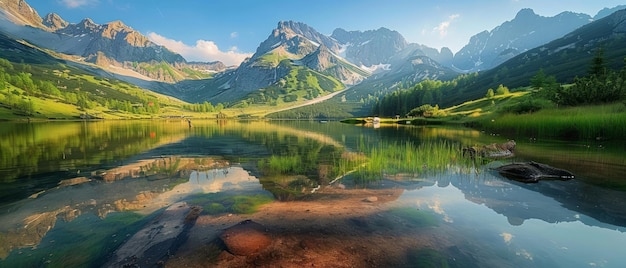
[0,120,625,267]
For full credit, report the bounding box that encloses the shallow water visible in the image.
[0,120,625,267]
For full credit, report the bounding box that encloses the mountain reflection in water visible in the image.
[0,120,624,267]
[400,170,626,267]
[0,156,263,260]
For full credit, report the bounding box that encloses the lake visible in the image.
[0,119,625,267]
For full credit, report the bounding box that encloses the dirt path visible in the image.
[270,88,348,114]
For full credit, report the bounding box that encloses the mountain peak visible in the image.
[252,20,339,59]
[514,8,538,20]
[100,20,139,41]
[106,20,130,30]
[331,27,408,66]
[275,20,334,46]
[78,18,97,28]
[594,5,626,20]
[303,44,334,70]
[452,8,591,72]
[0,0,44,28]
[42,12,68,30]
[277,20,307,30]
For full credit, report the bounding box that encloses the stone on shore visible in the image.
[219,220,271,256]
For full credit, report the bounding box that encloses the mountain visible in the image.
[42,12,68,31]
[299,44,370,85]
[51,18,184,64]
[2,0,623,115]
[445,8,626,106]
[594,5,626,20]
[192,21,369,104]
[173,21,459,106]
[451,8,592,72]
[0,30,191,119]
[0,31,59,64]
[0,0,223,83]
[343,54,459,104]
[0,0,43,28]
[331,27,408,67]
[254,21,340,57]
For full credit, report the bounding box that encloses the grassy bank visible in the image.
[476,103,626,140]
[341,89,626,141]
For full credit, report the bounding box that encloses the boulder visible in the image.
[495,161,575,183]
[220,220,271,256]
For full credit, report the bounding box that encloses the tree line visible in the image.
[0,58,169,115]
[533,48,626,106]
[371,73,477,117]
[182,101,224,113]
[373,47,626,118]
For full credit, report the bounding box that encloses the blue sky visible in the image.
[26,0,625,66]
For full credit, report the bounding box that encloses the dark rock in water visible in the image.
[220,220,271,256]
[495,161,575,183]
[105,202,195,267]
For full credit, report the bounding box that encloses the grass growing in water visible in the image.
[350,139,467,183]
[478,103,626,140]
[258,155,302,175]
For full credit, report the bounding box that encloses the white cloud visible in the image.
[433,14,460,37]
[147,32,252,66]
[59,0,99,8]
[230,32,239,38]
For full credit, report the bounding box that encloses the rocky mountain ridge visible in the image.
[0,0,225,83]
[451,8,592,72]
[42,12,67,30]
[1,0,623,108]
[0,0,43,28]
[331,27,408,67]
[198,20,369,104]
[300,44,370,85]
[443,8,626,106]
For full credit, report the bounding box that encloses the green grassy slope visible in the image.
[236,60,344,107]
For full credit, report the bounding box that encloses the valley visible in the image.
[0,0,625,129]
[1,1,626,267]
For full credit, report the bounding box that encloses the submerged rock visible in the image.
[220,220,271,256]
[463,140,516,158]
[495,161,575,183]
[105,202,194,267]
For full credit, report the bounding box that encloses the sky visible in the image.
[25,0,626,66]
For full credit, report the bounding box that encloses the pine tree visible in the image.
[589,47,607,79]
